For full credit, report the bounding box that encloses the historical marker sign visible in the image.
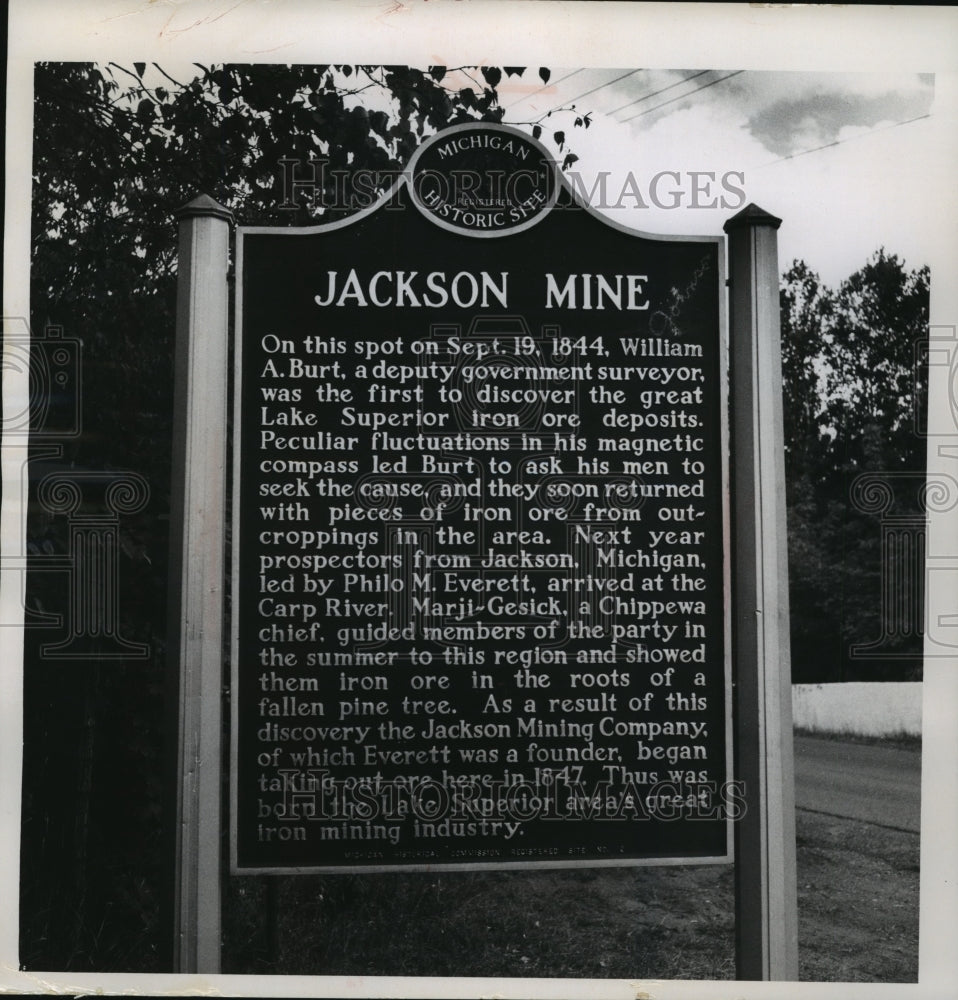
[230,124,732,873]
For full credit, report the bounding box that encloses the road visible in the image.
[793,735,921,832]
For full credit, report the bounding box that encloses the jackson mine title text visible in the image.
[315,271,650,310]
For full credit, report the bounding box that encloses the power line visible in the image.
[551,68,643,112]
[620,70,744,123]
[503,68,583,110]
[607,69,710,116]
[764,112,932,166]
[520,69,644,122]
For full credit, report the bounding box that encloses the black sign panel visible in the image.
[231,124,732,873]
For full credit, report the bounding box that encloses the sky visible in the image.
[491,68,939,286]
[4,5,958,999]
[100,62,942,290]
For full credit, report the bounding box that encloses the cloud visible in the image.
[522,68,942,285]
[745,83,934,157]
[544,69,934,160]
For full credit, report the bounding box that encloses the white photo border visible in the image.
[3,2,956,997]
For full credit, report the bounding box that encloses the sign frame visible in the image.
[228,124,733,876]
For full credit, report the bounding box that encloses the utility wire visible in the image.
[620,70,744,123]
[763,112,932,166]
[503,68,583,110]
[550,68,643,112]
[512,67,721,125]
[607,69,710,116]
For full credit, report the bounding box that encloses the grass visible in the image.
[20,730,918,978]
[795,811,919,982]
[224,865,737,979]
[794,726,921,753]
[222,807,918,982]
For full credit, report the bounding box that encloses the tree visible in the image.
[25,61,567,972]
[780,252,929,683]
[824,249,929,474]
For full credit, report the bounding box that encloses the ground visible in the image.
[223,806,919,982]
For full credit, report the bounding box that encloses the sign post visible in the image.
[724,204,799,980]
[168,194,232,974]
[166,136,798,979]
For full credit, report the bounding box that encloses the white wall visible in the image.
[791,682,922,737]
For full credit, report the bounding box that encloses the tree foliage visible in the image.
[780,252,929,681]
[25,60,548,972]
[31,60,581,478]
[22,59,930,971]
